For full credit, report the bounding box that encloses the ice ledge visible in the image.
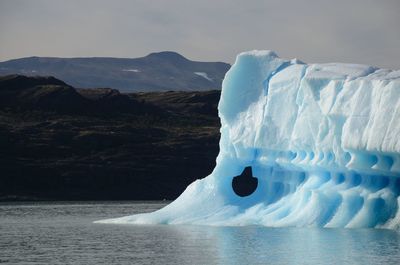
[218,50,400,176]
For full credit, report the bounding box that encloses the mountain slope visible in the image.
[0,75,220,201]
[0,52,230,92]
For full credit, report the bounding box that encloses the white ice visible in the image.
[97,51,400,229]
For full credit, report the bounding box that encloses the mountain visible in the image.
[0,74,160,114]
[0,75,220,201]
[0,52,230,92]
[0,75,89,113]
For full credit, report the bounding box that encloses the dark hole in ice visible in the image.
[298,172,306,183]
[369,155,378,167]
[334,173,345,184]
[393,178,400,195]
[232,166,258,197]
[384,156,394,169]
[327,152,334,161]
[349,173,362,186]
[299,151,306,160]
[344,152,351,164]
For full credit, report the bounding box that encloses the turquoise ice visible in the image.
[97,51,400,229]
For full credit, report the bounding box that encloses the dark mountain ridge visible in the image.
[0,74,162,115]
[0,75,220,201]
[0,52,231,92]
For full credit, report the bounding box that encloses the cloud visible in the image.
[0,0,399,69]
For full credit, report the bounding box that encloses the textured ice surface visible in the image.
[97,51,400,229]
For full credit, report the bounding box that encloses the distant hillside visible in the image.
[0,52,230,92]
[0,74,159,114]
[0,75,220,201]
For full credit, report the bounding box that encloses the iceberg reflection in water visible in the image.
[2,202,399,264]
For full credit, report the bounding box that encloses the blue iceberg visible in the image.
[98,51,400,229]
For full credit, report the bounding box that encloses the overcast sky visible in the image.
[0,0,399,68]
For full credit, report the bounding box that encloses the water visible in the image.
[0,202,399,265]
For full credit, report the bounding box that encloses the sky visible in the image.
[0,0,399,69]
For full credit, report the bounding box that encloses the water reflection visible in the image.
[1,202,399,265]
[116,224,400,265]
[212,226,400,265]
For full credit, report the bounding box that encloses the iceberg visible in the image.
[97,50,400,229]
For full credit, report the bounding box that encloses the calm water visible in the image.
[0,201,399,265]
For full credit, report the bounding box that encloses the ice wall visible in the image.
[97,51,400,229]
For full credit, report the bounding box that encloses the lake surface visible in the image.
[0,201,399,265]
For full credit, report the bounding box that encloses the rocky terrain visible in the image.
[0,51,230,92]
[0,75,220,201]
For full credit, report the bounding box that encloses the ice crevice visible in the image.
[96,50,400,229]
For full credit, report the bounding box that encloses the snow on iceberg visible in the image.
[97,50,400,229]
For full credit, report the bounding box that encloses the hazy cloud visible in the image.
[0,0,399,68]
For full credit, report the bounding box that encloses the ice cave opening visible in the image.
[232,166,258,197]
